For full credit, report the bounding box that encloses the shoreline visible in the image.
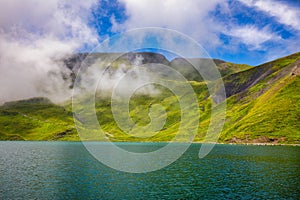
[1,140,299,146]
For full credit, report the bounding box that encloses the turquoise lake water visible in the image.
[0,142,299,199]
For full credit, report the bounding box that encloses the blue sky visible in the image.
[88,0,300,65]
[0,0,299,102]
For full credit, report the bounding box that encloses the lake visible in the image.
[0,142,299,199]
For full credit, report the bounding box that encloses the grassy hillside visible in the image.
[219,52,300,143]
[0,98,77,141]
[0,52,299,144]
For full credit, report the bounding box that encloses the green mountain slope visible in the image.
[219,52,300,143]
[0,52,299,144]
[0,98,77,141]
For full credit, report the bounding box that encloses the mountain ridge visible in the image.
[0,52,299,143]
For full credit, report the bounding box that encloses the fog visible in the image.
[0,0,99,104]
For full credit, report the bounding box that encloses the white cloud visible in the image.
[113,0,225,48]
[112,0,295,55]
[239,0,300,31]
[0,0,298,104]
[225,25,281,49]
[0,0,99,103]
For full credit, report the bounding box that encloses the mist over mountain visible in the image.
[0,52,299,143]
[61,51,252,92]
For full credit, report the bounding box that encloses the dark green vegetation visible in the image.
[0,52,299,143]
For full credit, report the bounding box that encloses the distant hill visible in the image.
[64,52,252,85]
[170,57,252,81]
[0,52,299,144]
